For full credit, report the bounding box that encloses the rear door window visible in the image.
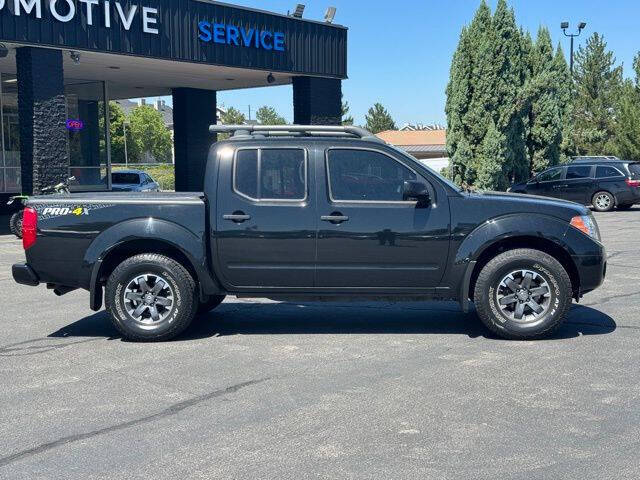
[233,148,306,201]
[566,165,592,179]
[596,165,625,179]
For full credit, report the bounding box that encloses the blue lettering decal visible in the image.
[260,31,273,50]
[213,23,225,43]
[240,27,254,47]
[226,25,239,45]
[273,32,285,51]
[198,21,212,42]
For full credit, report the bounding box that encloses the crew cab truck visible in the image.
[12,125,606,341]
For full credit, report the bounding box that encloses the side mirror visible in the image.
[403,181,431,207]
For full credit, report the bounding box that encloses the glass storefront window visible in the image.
[65,80,110,191]
[1,73,21,193]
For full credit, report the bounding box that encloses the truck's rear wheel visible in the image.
[105,254,198,341]
[10,210,23,238]
[198,295,226,314]
[473,248,572,340]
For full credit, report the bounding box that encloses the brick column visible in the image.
[16,47,69,195]
[292,77,342,125]
[172,88,217,192]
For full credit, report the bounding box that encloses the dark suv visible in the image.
[509,158,640,211]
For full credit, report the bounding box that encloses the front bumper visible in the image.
[571,250,606,295]
[12,263,40,287]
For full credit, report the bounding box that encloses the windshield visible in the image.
[387,145,462,192]
[112,173,140,185]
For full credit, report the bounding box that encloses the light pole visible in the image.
[123,120,130,167]
[561,21,587,75]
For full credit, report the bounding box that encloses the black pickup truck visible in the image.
[12,125,606,341]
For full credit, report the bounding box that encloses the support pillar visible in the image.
[172,88,217,192]
[16,47,69,195]
[292,77,342,125]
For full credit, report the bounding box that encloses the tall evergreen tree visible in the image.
[490,0,528,182]
[463,0,494,184]
[341,98,354,126]
[572,33,623,155]
[526,27,562,173]
[445,26,474,185]
[476,121,509,190]
[612,53,640,160]
[364,103,396,133]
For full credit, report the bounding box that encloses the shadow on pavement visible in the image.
[48,302,616,342]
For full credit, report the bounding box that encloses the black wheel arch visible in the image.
[85,219,224,311]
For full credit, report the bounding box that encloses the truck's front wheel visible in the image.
[105,254,198,341]
[473,249,572,340]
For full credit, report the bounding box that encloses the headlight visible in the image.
[570,215,600,241]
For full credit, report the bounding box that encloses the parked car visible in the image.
[509,159,640,212]
[111,170,160,192]
[12,125,606,342]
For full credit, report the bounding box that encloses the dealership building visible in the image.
[0,0,347,195]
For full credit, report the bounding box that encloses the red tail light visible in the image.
[626,178,640,187]
[22,207,37,250]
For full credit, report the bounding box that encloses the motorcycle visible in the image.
[7,177,74,238]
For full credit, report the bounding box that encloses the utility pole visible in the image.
[561,21,587,75]
[123,120,130,167]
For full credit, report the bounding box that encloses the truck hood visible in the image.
[467,190,590,220]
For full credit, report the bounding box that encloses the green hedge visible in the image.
[112,164,175,191]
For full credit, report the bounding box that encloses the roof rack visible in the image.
[208,124,385,143]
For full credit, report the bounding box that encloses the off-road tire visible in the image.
[9,210,23,238]
[473,248,572,340]
[197,295,226,314]
[105,253,198,342]
[592,191,615,212]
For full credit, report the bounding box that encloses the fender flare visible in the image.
[84,218,221,311]
[455,213,571,312]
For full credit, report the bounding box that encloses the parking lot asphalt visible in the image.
[0,210,639,479]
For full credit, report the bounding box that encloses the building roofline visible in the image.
[193,0,348,30]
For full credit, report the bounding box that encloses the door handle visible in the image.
[321,213,349,224]
[223,212,251,223]
[553,184,568,189]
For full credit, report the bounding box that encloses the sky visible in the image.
[150,0,640,127]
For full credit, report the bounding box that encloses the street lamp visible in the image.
[561,21,587,75]
[123,120,130,167]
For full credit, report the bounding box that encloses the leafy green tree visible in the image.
[572,33,623,155]
[611,53,640,160]
[365,103,396,133]
[525,27,562,173]
[128,105,173,163]
[256,105,287,125]
[101,101,140,164]
[341,98,354,126]
[476,121,509,190]
[220,106,246,125]
[217,107,247,140]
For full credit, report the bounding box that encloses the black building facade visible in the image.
[0,0,347,194]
